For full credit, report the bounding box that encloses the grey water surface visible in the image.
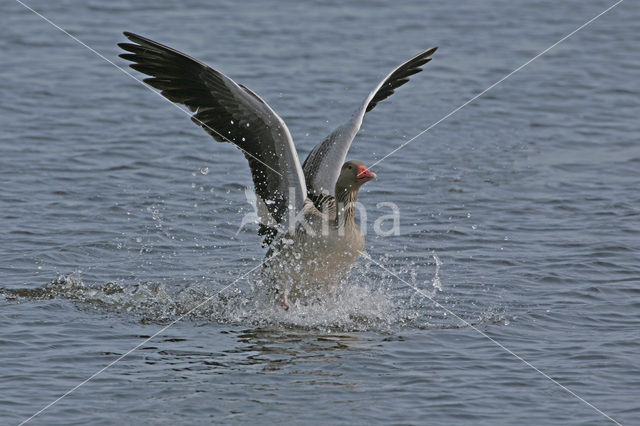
[1,0,639,424]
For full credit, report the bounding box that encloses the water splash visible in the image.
[407,251,443,307]
[223,276,400,331]
[1,253,508,331]
[2,278,401,332]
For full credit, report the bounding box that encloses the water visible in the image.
[1,0,639,424]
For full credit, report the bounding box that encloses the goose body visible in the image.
[118,32,437,306]
[263,161,373,303]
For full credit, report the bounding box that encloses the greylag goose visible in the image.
[118,32,437,307]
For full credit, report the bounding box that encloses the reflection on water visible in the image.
[133,327,371,388]
[230,329,367,374]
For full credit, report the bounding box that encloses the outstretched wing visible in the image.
[303,47,437,197]
[119,32,306,233]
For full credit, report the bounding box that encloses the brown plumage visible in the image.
[263,161,376,305]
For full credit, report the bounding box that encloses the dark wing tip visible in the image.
[123,31,141,40]
[118,53,136,61]
[411,47,437,65]
[418,46,438,59]
[122,32,163,49]
[117,43,136,53]
[364,46,438,113]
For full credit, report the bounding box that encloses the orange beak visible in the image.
[356,165,377,182]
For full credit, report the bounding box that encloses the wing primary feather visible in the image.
[302,46,437,197]
[120,34,286,178]
[119,32,308,240]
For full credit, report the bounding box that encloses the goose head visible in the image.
[335,160,376,196]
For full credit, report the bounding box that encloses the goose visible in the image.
[118,32,437,308]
